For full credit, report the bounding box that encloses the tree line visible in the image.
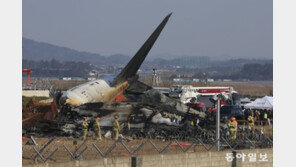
[22,59,92,78]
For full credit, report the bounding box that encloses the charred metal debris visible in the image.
[23,85,215,139]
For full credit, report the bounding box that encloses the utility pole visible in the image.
[205,73,208,86]
[216,94,221,151]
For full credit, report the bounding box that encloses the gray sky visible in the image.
[23,0,272,60]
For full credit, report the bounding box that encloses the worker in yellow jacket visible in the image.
[247,112,255,133]
[228,117,238,141]
[81,117,88,140]
[93,117,102,140]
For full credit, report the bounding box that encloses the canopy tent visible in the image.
[244,96,273,109]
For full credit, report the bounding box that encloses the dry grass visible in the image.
[208,83,273,97]
[23,79,272,97]
[22,80,86,90]
[141,79,273,97]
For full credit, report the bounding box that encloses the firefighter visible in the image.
[228,117,238,141]
[93,117,102,140]
[247,112,255,134]
[263,110,268,125]
[113,115,120,140]
[255,110,261,125]
[81,117,88,140]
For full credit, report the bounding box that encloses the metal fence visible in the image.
[22,127,273,165]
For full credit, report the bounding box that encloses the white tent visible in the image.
[244,96,273,109]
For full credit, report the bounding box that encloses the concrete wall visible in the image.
[236,148,273,167]
[23,148,272,167]
[22,90,50,97]
[138,148,272,167]
[23,157,131,167]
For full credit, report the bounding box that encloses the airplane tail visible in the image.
[112,13,172,86]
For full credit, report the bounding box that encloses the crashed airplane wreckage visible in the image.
[25,13,210,139]
[52,89,208,138]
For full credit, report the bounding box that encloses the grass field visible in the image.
[23,79,272,97]
[141,80,273,97]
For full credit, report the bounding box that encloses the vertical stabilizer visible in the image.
[112,13,172,86]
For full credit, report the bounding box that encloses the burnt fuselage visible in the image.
[60,79,129,106]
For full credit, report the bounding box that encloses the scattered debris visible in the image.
[104,131,112,139]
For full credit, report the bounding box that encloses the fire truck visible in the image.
[168,85,241,109]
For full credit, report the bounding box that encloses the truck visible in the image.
[168,85,240,105]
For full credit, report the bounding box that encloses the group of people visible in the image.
[80,115,120,141]
[225,108,273,141]
[243,108,273,125]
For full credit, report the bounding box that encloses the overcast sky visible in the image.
[23,0,272,60]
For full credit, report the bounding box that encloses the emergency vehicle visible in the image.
[168,85,241,109]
